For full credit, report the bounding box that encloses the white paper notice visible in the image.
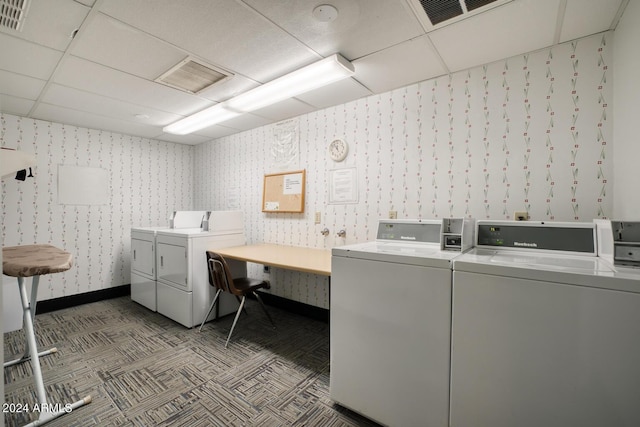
[330,168,358,204]
[265,201,280,211]
[283,173,303,195]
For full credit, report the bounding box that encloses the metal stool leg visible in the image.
[4,276,58,368]
[6,275,92,426]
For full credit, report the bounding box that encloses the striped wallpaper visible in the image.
[195,32,612,309]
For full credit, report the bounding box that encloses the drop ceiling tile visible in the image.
[242,0,425,59]
[99,0,319,83]
[250,98,316,121]
[0,70,46,100]
[190,124,246,140]
[295,78,372,109]
[70,13,187,81]
[153,133,211,145]
[559,0,622,43]
[54,56,212,115]
[0,95,35,116]
[353,35,448,94]
[0,35,63,80]
[33,103,163,138]
[197,75,260,103]
[0,0,90,51]
[218,113,273,131]
[429,0,561,72]
[41,84,182,126]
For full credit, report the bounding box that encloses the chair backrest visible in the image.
[206,251,242,296]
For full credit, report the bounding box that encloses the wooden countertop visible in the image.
[214,243,331,276]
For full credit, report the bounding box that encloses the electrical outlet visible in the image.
[514,211,529,221]
[314,211,321,224]
[263,265,270,274]
[389,210,397,219]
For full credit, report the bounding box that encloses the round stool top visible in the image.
[3,244,73,277]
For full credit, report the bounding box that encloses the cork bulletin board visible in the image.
[262,169,305,213]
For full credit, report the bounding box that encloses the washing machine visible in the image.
[450,220,640,427]
[155,210,246,328]
[330,218,474,427]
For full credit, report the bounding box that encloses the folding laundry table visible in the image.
[3,244,91,426]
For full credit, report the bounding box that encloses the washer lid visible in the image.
[453,248,640,294]
[332,241,459,268]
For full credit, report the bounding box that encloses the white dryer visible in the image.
[330,218,474,427]
[450,220,640,427]
[155,210,246,328]
[131,226,167,311]
[130,211,207,311]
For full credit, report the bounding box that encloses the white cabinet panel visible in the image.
[157,281,192,328]
[130,271,156,311]
[131,238,154,277]
[157,242,188,290]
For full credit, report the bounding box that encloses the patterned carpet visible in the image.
[4,297,379,426]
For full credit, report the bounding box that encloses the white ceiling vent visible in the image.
[0,0,30,32]
[407,0,512,31]
[155,58,232,94]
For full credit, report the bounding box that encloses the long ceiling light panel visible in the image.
[163,54,355,135]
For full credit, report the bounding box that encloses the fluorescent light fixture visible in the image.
[163,104,240,135]
[163,54,354,135]
[226,54,354,112]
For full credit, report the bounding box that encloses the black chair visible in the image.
[199,251,275,347]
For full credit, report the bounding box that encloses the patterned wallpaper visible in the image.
[1,32,612,308]
[195,32,612,309]
[1,116,194,300]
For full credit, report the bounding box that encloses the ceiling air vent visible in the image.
[419,0,463,25]
[408,0,512,31]
[155,57,232,94]
[0,0,30,31]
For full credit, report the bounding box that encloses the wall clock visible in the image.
[329,139,349,162]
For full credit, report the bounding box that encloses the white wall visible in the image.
[613,0,640,219]
[195,32,613,309]
[1,116,194,300]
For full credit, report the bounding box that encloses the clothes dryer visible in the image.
[130,211,206,311]
[450,220,640,427]
[330,218,473,427]
[155,211,245,328]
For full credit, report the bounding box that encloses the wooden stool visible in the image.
[3,244,91,426]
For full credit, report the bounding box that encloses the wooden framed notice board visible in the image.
[262,169,305,213]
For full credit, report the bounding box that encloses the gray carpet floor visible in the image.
[4,296,379,426]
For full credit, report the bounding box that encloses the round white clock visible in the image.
[329,139,349,162]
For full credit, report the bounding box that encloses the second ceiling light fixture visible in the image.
[163,54,355,135]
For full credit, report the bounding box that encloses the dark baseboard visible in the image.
[256,291,329,323]
[36,284,131,315]
[33,285,328,322]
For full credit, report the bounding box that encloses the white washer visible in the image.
[450,220,640,427]
[155,211,246,328]
[331,218,473,427]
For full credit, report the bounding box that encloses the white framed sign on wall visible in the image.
[329,167,358,204]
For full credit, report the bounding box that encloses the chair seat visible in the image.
[201,251,275,347]
[232,277,270,293]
